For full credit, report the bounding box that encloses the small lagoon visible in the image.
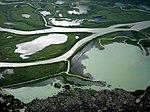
[6,84,63,103]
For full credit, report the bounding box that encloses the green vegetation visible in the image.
[42,1,150,28]
[0,61,67,86]
[69,30,150,77]
[28,33,91,62]
[0,32,91,62]
[98,31,150,46]
[82,7,150,28]
[0,0,150,88]
[141,27,150,34]
[0,0,150,30]
[0,3,45,30]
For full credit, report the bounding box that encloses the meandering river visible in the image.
[0,20,150,68]
[1,0,150,104]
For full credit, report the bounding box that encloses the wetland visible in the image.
[0,0,150,107]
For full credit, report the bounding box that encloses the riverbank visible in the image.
[0,85,149,112]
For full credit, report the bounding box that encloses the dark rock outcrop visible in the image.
[0,88,26,112]
[135,86,150,112]
[26,86,150,112]
[63,84,71,90]
[1,86,149,112]
[54,83,62,89]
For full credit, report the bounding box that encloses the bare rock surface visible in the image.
[0,86,149,112]
[26,86,150,112]
[0,88,26,112]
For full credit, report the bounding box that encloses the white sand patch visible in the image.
[68,10,80,15]
[75,5,89,14]
[68,5,90,15]
[3,69,14,75]
[59,14,63,17]
[15,34,68,59]
[6,36,13,39]
[22,14,31,18]
[75,36,79,39]
[40,11,51,16]
[4,22,14,25]
[55,0,65,4]
[49,18,83,26]
[0,69,14,79]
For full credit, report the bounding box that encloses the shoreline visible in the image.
[0,85,149,112]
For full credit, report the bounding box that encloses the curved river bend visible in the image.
[0,20,150,68]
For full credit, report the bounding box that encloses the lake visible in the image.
[82,43,150,91]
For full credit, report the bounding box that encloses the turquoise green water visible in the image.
[82,43,150,91]
[6,84,62,103]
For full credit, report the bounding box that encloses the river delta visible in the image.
[0,0,150,104]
